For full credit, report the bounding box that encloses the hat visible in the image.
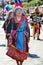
[13,0,24,15]
[14,0,24,10]
[5,4,13,11]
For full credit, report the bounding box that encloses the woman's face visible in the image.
[16,8,22,17]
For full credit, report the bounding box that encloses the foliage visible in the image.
[23,0,43,8]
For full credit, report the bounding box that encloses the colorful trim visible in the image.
[9,44,28,62]
[14,16,27,30]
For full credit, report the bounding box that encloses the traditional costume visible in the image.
[30,7,42,39]
[6,0,30,62]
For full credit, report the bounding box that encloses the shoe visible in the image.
[33,36,35,39]
[37,38,40,40]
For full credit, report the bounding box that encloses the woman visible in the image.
[6,1,30,65]
[11,7,30,65]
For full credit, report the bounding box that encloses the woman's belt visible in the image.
[16,29,26,32]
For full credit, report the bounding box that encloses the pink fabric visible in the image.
[11,30,16,35]
[24,32,28,36]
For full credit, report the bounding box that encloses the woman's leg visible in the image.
[36,23,40,40]
[16,60,19,65]
[32,25,35,39]
[20,62,23,65]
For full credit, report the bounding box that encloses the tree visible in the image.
[27,0,32,2]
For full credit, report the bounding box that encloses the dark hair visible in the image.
[27,9,29,14]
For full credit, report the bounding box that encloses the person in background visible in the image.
[26,8,32,37]
[3,11,13,49]
[30,6,42,40]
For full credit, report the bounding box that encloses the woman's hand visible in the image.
[11,30,16,36]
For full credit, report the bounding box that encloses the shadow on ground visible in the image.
[0,44,6,47]
[28,53,40,58]
[35,39,43,41]
[39,39,43,41]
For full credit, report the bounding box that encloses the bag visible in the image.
[6,44,28,61]
[6,44,16,59]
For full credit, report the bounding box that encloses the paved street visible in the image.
[0,21,43,65]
